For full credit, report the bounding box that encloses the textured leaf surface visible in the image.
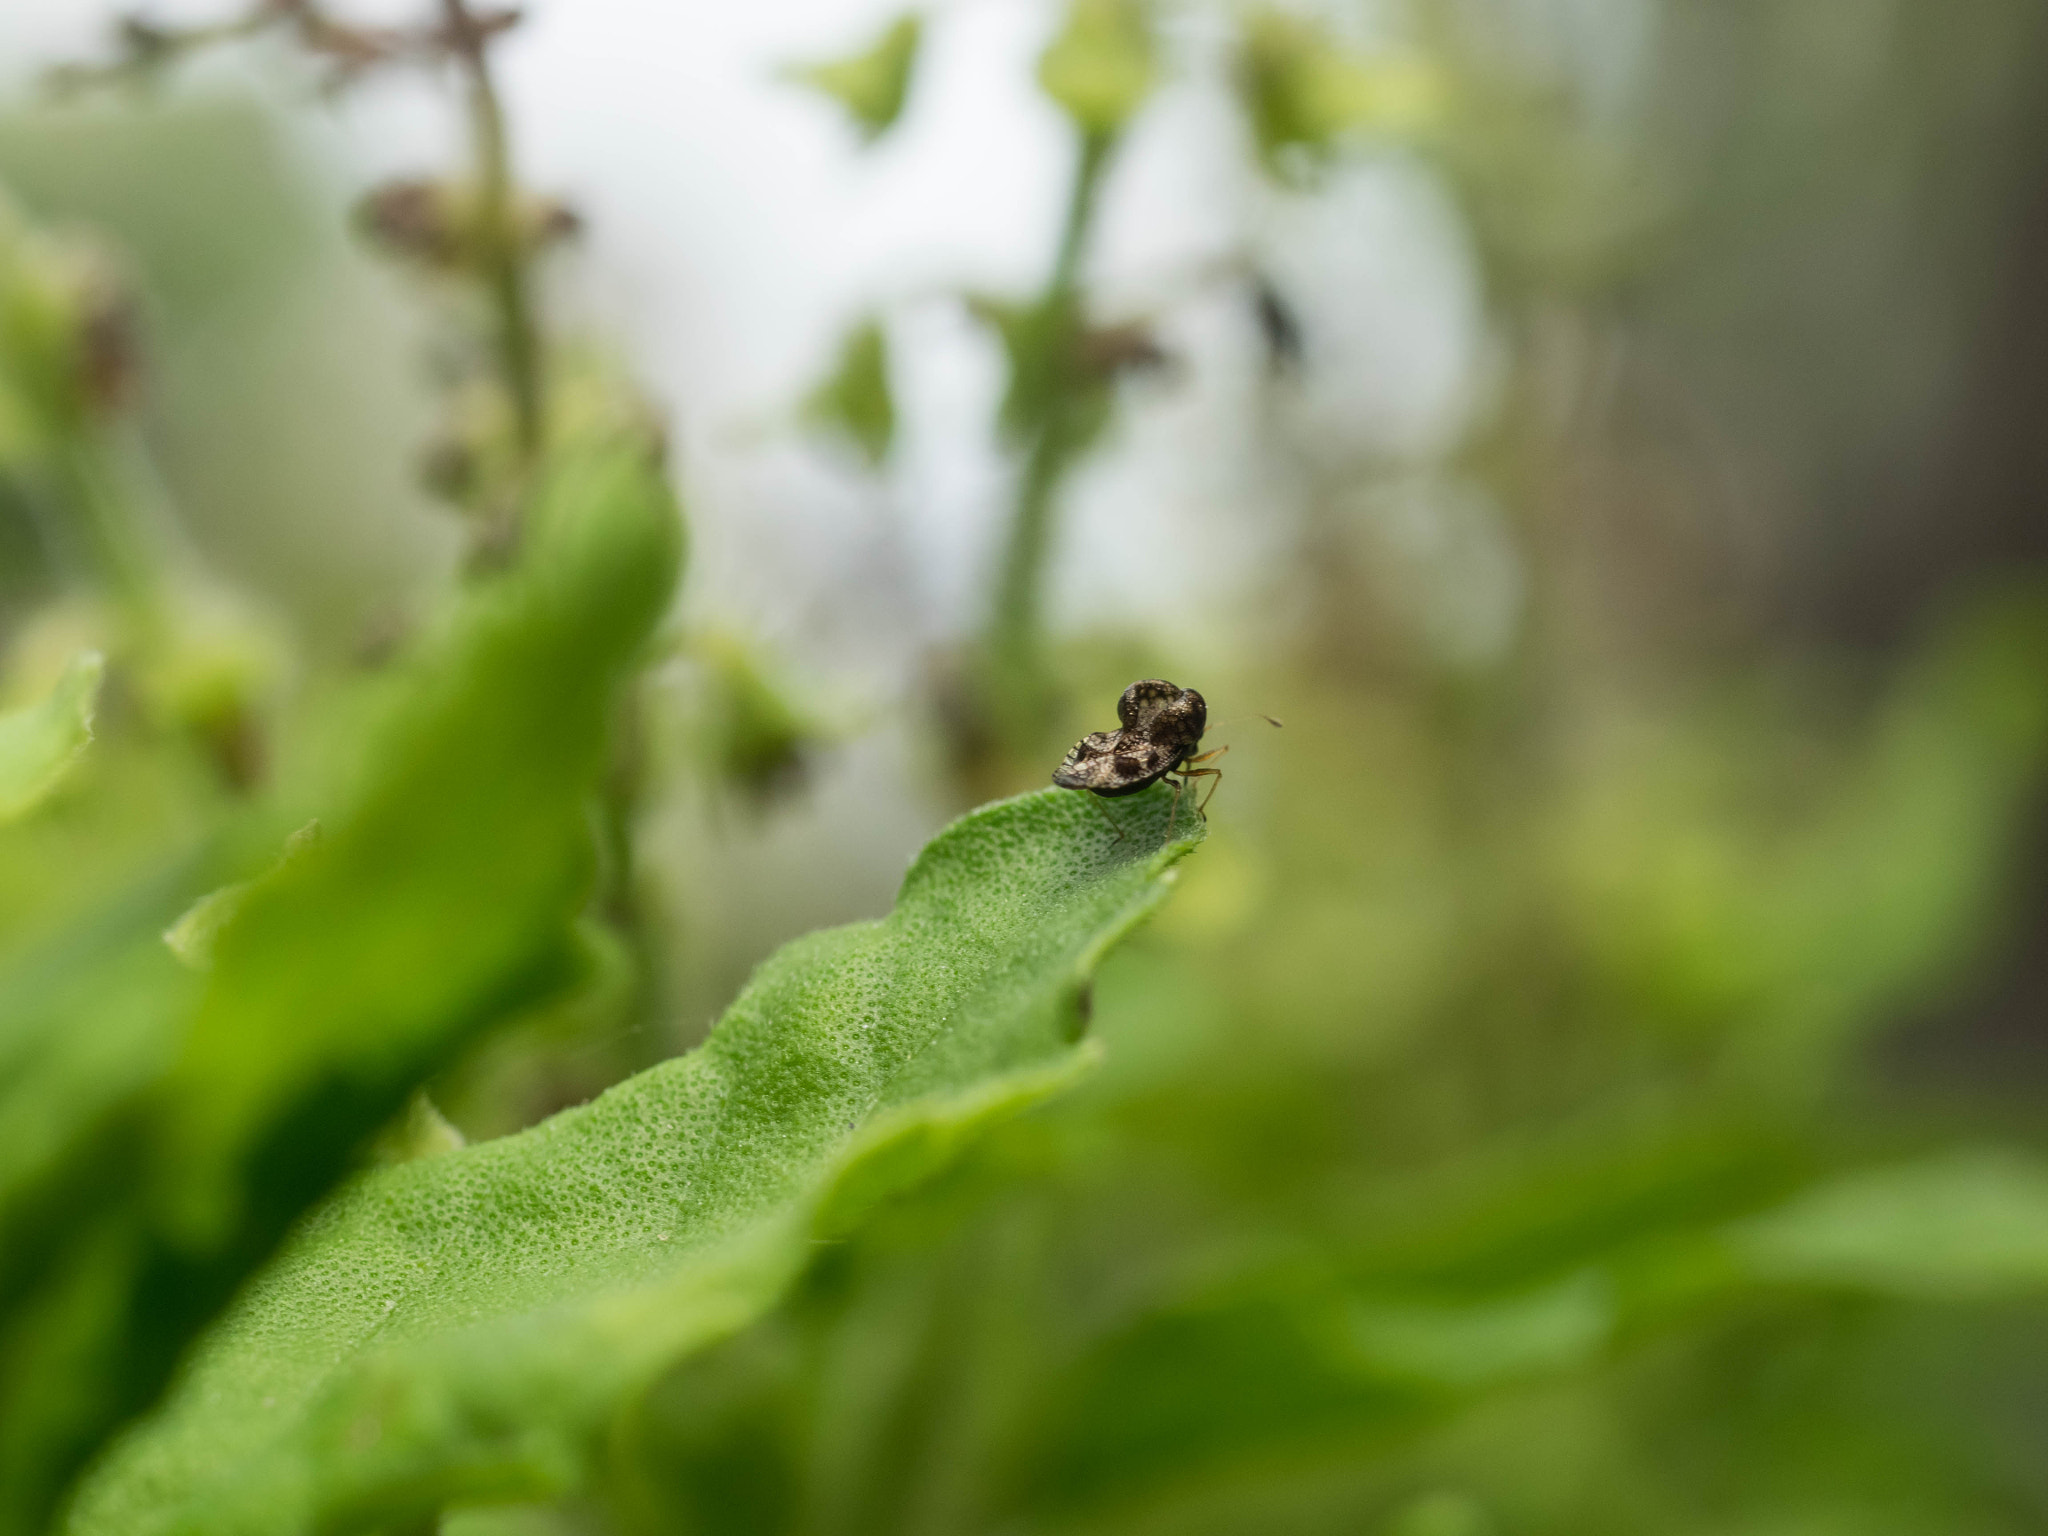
[0,436,679,1536]
[0,650,102,822]
[72,785,1201,1536]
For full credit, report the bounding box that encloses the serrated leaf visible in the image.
[1038,0,1156,138]
[0,432,681,1536]
[0,650,103,822]
[70,786,1200,1535]
[787,14,923,142]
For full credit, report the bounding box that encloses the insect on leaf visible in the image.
[71,784,1204,1536]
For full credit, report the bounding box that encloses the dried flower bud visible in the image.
[356,179,469,270]
[356,179,582,272]
[522,196,582,253]
[76,267,139,413]
[1075,320,1169,380]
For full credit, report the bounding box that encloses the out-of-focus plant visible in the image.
[786,13,924,143]
[0,190,282,787]
[683,630,827,807]
[0,649,101,822]
[69,791,1200,1536]
[0,5,688,1531]
[803,316,896,471]
[1234,6,1443,185]
[790,0,1173,787]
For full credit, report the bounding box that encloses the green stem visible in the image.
[989,402,1078,688]
[984,130,1114,699]
[442,0,543,466]
[1049,131,1112,296]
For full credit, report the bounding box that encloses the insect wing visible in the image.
[1052,731,1119,790]
[1053,730,1179,796]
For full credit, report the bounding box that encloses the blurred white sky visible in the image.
[1,0,1489,672]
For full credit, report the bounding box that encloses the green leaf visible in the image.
[72,785,1202,1536]
[803,316,895,468]
[0,650,103,822]
[786,14,923,142]
[1038,0,1157,139]
[0,432,681,1536]
[1727,1150,2048,1301]
[1234,9,1442,183]
[1560,587,2048,1084]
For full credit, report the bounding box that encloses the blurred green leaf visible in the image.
[1345,1271,1613,1390]
[1562,587,2048,1084]
[689,630,819,803]
[786,14,924,143]
[0,429,681,1536]
[1001,1122,1795,1521]
[1235,9,1443,183]
[804,316,895,468]
[1729,1150,2048,1301]
[71,785,1202,1535]
[1038,0,1157,139]
[968,292,1111,453]
[0,190,119,465]
[0,648,101,821]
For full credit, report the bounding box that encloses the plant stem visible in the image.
[441,0,543,465]
[985,130,1113,701]
[1049,130,1111,296]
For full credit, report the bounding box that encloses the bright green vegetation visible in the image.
[0,650,100,821]
[70,787,1199,1535]
[10,2,2048,1534]
[0,428,681,1536]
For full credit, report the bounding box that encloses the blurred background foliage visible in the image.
[7,0,2048,1531]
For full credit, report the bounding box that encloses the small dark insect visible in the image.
[1054,679,1257,836]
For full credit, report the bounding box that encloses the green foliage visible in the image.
[0,649,101,821]
[0,193,119,462]
[11,12,2048,1536]
[687,631,821,804]
[0,428,681,1536]
[1037,0,1157,139]
[1234,9,1443,183]
[1559,588,2048,1084]
[970,293,1106,452]
[787,15,924,143]
[584,589,2048,1536]
[69,786,1202,1535]
[804,317,895,468]
[1731,1151,2048,1300]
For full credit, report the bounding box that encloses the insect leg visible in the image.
[1184,743,1230,767]
[1165,775,1186,838]
[1180,766,1224,816]
[1087,793,1128,843]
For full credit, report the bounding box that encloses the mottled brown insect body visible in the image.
[1054,680,1207,796]
[1054,680,1229,832]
